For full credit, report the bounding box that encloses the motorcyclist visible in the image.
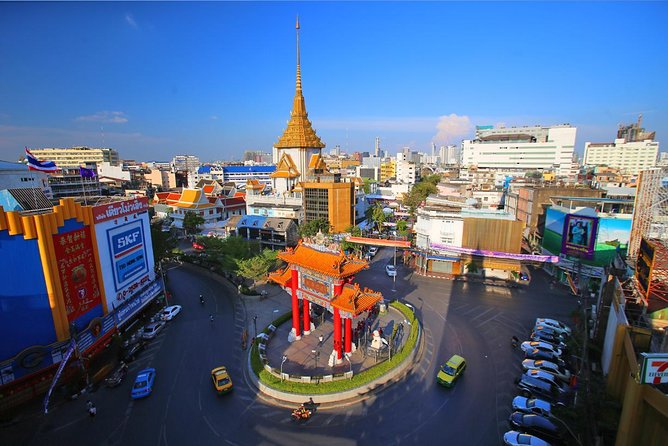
[199,294,204,304]
[209,314,214,323]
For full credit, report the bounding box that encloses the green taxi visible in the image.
[211,366,233,394]
[436,354,466,387]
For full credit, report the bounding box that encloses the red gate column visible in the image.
[344,317,352,355]
[333,279,343,297]
[303,299,311,335]
[333,308,342,363]
[290,266,301,340]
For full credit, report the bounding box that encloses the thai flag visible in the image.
[25,147,59,173]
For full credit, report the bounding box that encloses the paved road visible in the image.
[1,248,578,445]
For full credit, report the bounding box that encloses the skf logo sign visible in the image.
[112,228,143,257]
[640,353,668,385]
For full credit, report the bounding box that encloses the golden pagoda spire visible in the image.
[275,17,325,149]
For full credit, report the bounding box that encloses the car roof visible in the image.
[522,414,558,430]
[447,354,466,366]
[519,375,552,391]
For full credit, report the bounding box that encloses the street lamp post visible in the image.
[253,315,258,339]
[159,259,169,306]
[311,349,319,373]
[392,247,397,292]
[281,355,288,381]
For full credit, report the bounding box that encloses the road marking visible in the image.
[425,302,445,321]
[51,415,86,432]
[323,414,337,425]
[202,415,221,437]
[469,308,496,322]
[460,306,481,316]
[473,312,498,327]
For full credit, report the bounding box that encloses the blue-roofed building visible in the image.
[223,166,275,188]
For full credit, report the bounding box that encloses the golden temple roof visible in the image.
[270,153,301,179]
[331,283,383,316]
[275,18,325,149]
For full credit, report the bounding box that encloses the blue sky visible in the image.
[1,2,667,163]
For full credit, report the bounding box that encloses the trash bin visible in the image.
[379,300,387,313]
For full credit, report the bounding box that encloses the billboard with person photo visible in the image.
[562,214,598,259]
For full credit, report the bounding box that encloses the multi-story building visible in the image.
[48,167,101,199]
[461,124,576,176]
[171,155,200,173]
[28,146,119,168]
[145,168,177,190]
[396,159,418,184]
[243,150,272,164]
[380,159,396,182]
[439,145,458,166]
[584,139,659,175]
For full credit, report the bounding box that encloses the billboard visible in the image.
[640,353,668,385]
[543,208,632,266]
[93,198,155,311]
[562,214,598,259]
[53,226,103,325]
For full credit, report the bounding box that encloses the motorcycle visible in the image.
[104,362,128,388]
[200,295,205,305]
[291,405,312,421]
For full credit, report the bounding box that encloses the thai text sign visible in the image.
[53,227,102,323]
[640,353,668,385]
[93,197,149,223]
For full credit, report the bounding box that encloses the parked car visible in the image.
[131,368,156,399]
[516,375,567,405]
[508,412,563,444]
[104,362,128,388]
[503,430,553,446]
[525,349,567,369]
[385,264,397,277]
[142,321,165,340]
[211,366,233,394]
[535,318,572,336]
[531,330,567,349]
[534,325,569,343]
[522,359,572,382]
[160,305,182,321]
[436,354,467,387]
[520,341,562,357]
[511,396,553,417]
[120,339,146,363]
[522,370,571,394]
[368,246,379,257]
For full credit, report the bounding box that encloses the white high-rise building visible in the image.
[439,145,458,165]
[584,139,659,175]
[396,159,417,184]
[461,124,576,176]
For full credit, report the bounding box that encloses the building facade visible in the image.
[584,139,660,175]
[28,147,119,168]
[461,124,576,176]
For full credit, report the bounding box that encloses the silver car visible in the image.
[142,321,165,340]
[511,396,552,417]
[521,341,562,357]
[522,359,572,382]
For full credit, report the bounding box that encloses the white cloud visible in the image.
[432,114,472,145]
[125,13,138,29]
[75,111,128,124]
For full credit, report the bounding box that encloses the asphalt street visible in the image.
[1,247,578,446]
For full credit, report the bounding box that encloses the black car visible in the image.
[508,411,564,444]
[104,362,128,388]
[121,340,146,363]
[516,375,566,405]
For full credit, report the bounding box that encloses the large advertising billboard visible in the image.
[543,208,632,265]
[53,226,103,325]
[93,198,155,311]
[561,214,598,259]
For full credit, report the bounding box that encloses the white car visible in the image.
[520,341,562,357]
[522,359,571,382]
[160,305,182,321]
[535,318,572,336]
[368,246,379,257]
[511,396,552,417]
[142,321,165,340]
[385,264,397,277]
[503,430,552,446]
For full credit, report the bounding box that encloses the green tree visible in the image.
[199,235,258,274]
[183,211,204,235]
[362,178,374,194]
[150,222,177,264]
[299,218,332,238]
[396,219,409,236]
[371,203,387,232]
[236,249,279,287]
[402,176,439,217]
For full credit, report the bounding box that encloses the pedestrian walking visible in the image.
[318,334,324,346]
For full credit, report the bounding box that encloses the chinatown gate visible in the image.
[269,241,383,365]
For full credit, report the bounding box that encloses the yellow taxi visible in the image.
[211,366,233,394]
[436,354,466,387]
